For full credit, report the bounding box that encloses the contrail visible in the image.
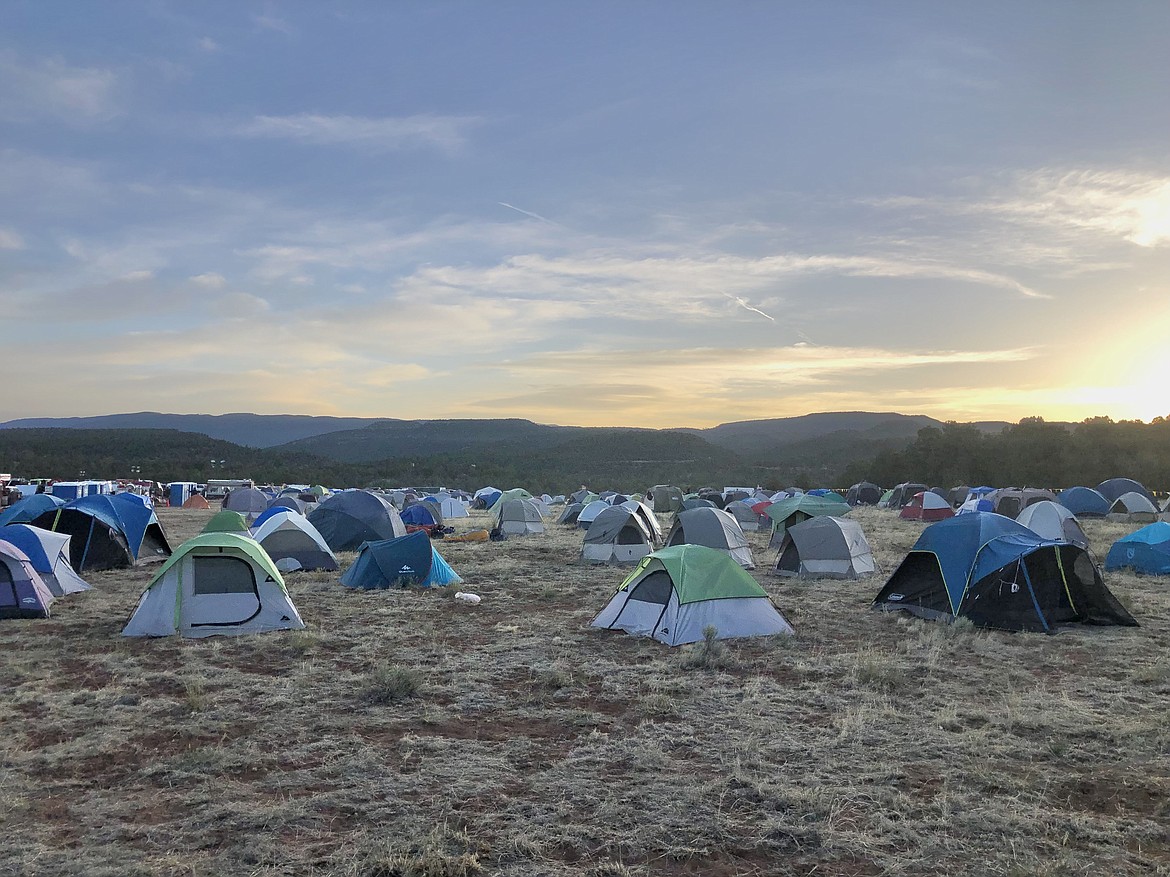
[498,201,558,225]
[721,292,775,321]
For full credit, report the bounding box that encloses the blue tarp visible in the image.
[1104,522,1170,575]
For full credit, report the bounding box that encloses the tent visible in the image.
[873,512,1137,632]
[621,500,663,543]
[401,503,440,528]
[1107,491,1159,523]
[957,496,994,514]
[437,497,469,519]
[1104,522,1170,575]
[887,483,928,510]
[0,540,55,619]
[30,494,171,573]
[494,498,545,536]
[876,489,896,509]
[1015,501,1089,549]
[845,482,883,506]
[648,485,684,514]
[0,525,90,596]
[308,490,407,552]
[774,516,875,579]
[122,533,305,638]
[222,487,269,516]
[182,494,211,510]
[582,507,654,564]
[0,493,64,527]
[899,491,955,522]
[251,510,338,572]
[988,487,1057,518]
[765,495,851,547]
[665,507,754,569]
[557,502,585,525]
[340,530,462,588]
[681,497,717,511]
[726,500,762,533]
[1096,477,1158,507]
[202,510,251,534]
[1056,487,1110,518]
[591,545,794,645]
[265,496,309,516]
[576,500,611,529]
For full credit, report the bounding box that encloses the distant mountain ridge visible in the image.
[2,411,1006,460]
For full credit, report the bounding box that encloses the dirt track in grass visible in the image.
[2,505,1168,876]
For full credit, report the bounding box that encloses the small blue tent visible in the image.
[1104,522,1170,576]
[401,504,439,527]
[0,494,64,527]
[1057,486,1111,518]
[341,530,463,589]
[874,512,1137,632]
[0,525,90,596]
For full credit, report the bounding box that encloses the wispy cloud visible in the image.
[0,52,121,123]
[235,113,480,153]
[197,37,221,53]
[498,202,560,225]
[721,292,775,321]
[252,12,294,35]
[0,228,26,250]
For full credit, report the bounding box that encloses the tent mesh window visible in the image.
[628,571,673,604]
[192,556,257,595]
[261,530,312,556]
[616,525,644,545]
[1059,546,1138,626]
[961,557,1048,632]
[875,552,952,618]
[0,562,17,614]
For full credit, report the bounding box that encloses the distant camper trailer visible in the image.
[204,479,255,501]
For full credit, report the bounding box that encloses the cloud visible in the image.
[190,272,227,288]
[235,113,480,153]
[252,13,294,35]
[197,37,221,53]
[0,52,121,123]
[0,228,26,250]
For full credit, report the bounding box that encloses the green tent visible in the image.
[202,510,250,534]
[765,495,851,547]
[591,544,794,645]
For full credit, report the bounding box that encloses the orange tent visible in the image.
[182,494,211,510]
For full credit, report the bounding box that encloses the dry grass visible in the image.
[1,505,1168,876]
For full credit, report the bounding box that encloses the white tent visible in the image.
[251,510,338,572]
[437,497,469,519]
[1016,501,1090,549]
[576,500,611,529]
[123,533,305,638]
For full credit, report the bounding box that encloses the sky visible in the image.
[2,1,1168,428]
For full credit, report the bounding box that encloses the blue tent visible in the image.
[30,494,171,572]
[0,494,64,527]
[874,512,1136,631]
[341,531,462,588]
[308,490,406,552]
[0,524,90,596]
[1104,522,1170,575]
[1057,486,1111,518]
[401,504,439,527]
[1096,477,1157,507]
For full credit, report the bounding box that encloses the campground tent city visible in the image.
[2,471,1169,876]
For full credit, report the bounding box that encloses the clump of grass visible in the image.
[588,861,643,877]
[531,665,573,690]
[363,664,424,705]
[679,626,735,671]
[362,822,483,877]
[282,629,319,657]
[183,676,208,712]
[854,651,907,692]
[945,616,978,636]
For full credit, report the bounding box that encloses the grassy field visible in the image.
[2,505,1168,876]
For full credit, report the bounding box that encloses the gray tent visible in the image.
[222,487,270,516]
[582,507,654,564]
[773,516,875,579]
[557,502,585,525]
[725,500,761,532]
[495,498,545,535]
[665,507,754,569]
[1107,491,1159,523]
[621,500,662,543]
[648,485,684,514]
[989,487,1057,518]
